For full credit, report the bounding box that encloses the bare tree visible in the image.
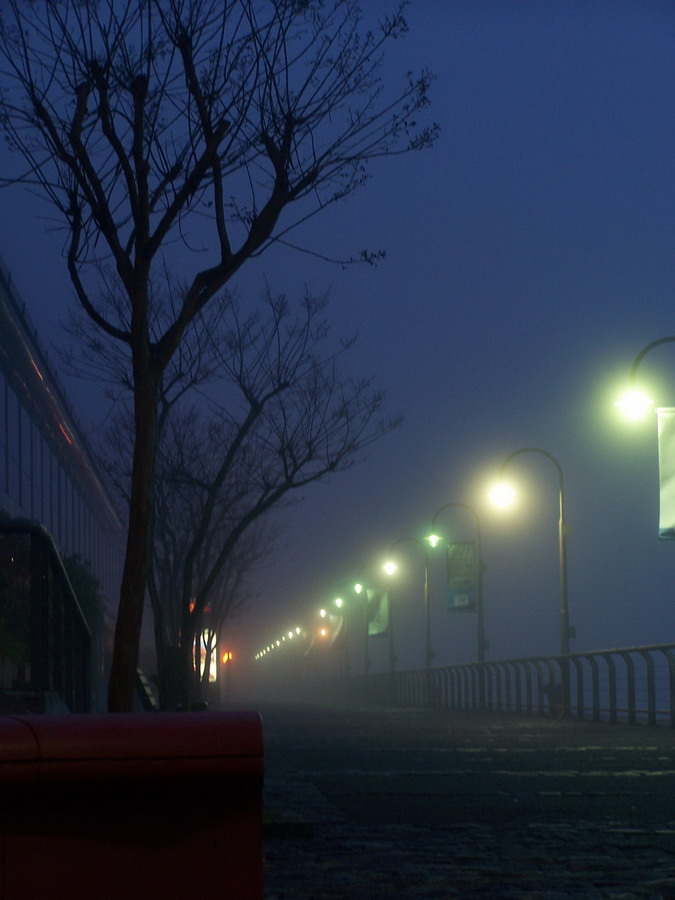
[101,287,399,707]
[0,0,436,710]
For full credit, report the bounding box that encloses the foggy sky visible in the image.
[3,0,675,676]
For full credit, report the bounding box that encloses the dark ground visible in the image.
[259,703,675,899]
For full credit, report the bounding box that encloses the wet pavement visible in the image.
[260,703,675,898]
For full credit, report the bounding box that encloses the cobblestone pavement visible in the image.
[265,814,675,898]
[261,704,675,899]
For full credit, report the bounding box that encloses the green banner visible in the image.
[367,589,389,636]
[446,541,478,612]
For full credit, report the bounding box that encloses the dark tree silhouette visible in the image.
[0,0,437,710]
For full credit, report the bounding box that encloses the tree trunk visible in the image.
[107,373,159,712]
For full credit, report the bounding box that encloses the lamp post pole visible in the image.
[386,537,432,670]
[499,448,570,657]
[353,578,370,678]
[430,502,486,663]
[491,448,572,717]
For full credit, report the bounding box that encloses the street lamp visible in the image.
[430,502,486,663]
[616,336,675,539]
[489,448,572,657]
[383,537,433,670]
[615,336,675,418]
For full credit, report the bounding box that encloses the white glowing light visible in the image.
[615,389,654,420]
[488,481,517,509]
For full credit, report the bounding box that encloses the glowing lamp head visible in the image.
[354,582,363,594]
[615,388,654,420]
[426,533,441,548]
[382,560,397,576]
[319,607,327,618]
[488,481,517,509]
[335,597,344,609]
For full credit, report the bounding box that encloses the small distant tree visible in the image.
[151,518,273,708]
[0,0,437,710]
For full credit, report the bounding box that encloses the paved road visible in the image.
[260,703,675,898]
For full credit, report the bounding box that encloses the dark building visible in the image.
[0,255,124,710]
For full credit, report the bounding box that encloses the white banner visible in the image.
[657,408,675,539]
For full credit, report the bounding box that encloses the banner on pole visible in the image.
[367,589,389,636]
[658,408,675,539]
[446,540,478,612]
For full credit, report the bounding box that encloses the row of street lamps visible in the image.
[255,337,674,678]
[254,467,563,671]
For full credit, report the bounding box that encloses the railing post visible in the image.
[571,656,584,721]
[605,653,618,724]
[639,650,656,726]
[619,651,636,725]
[659,648,675,728]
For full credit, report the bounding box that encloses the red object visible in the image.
[0,711,264,899]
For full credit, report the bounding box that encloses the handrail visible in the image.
[335,643,675,726]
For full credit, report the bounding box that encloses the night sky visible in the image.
[3,1,675,678]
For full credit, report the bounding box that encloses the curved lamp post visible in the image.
[383,537,432,670]
[430,502,486,663]
[615,336,675,417]
[490,448,571,657]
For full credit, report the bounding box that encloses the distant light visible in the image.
[426,533,441,548]
[319,608,327,618]
[288,630,294,639]
[354,582,363,594]
[615,389,654,420]
[488,481,517,509]
[335,597,344,609]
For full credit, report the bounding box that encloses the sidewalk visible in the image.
[261,703,675,899]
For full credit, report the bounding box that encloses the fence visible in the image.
[344,643,675,727]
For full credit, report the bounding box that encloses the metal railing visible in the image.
[343,643,675,726]
[0,520,92,712]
